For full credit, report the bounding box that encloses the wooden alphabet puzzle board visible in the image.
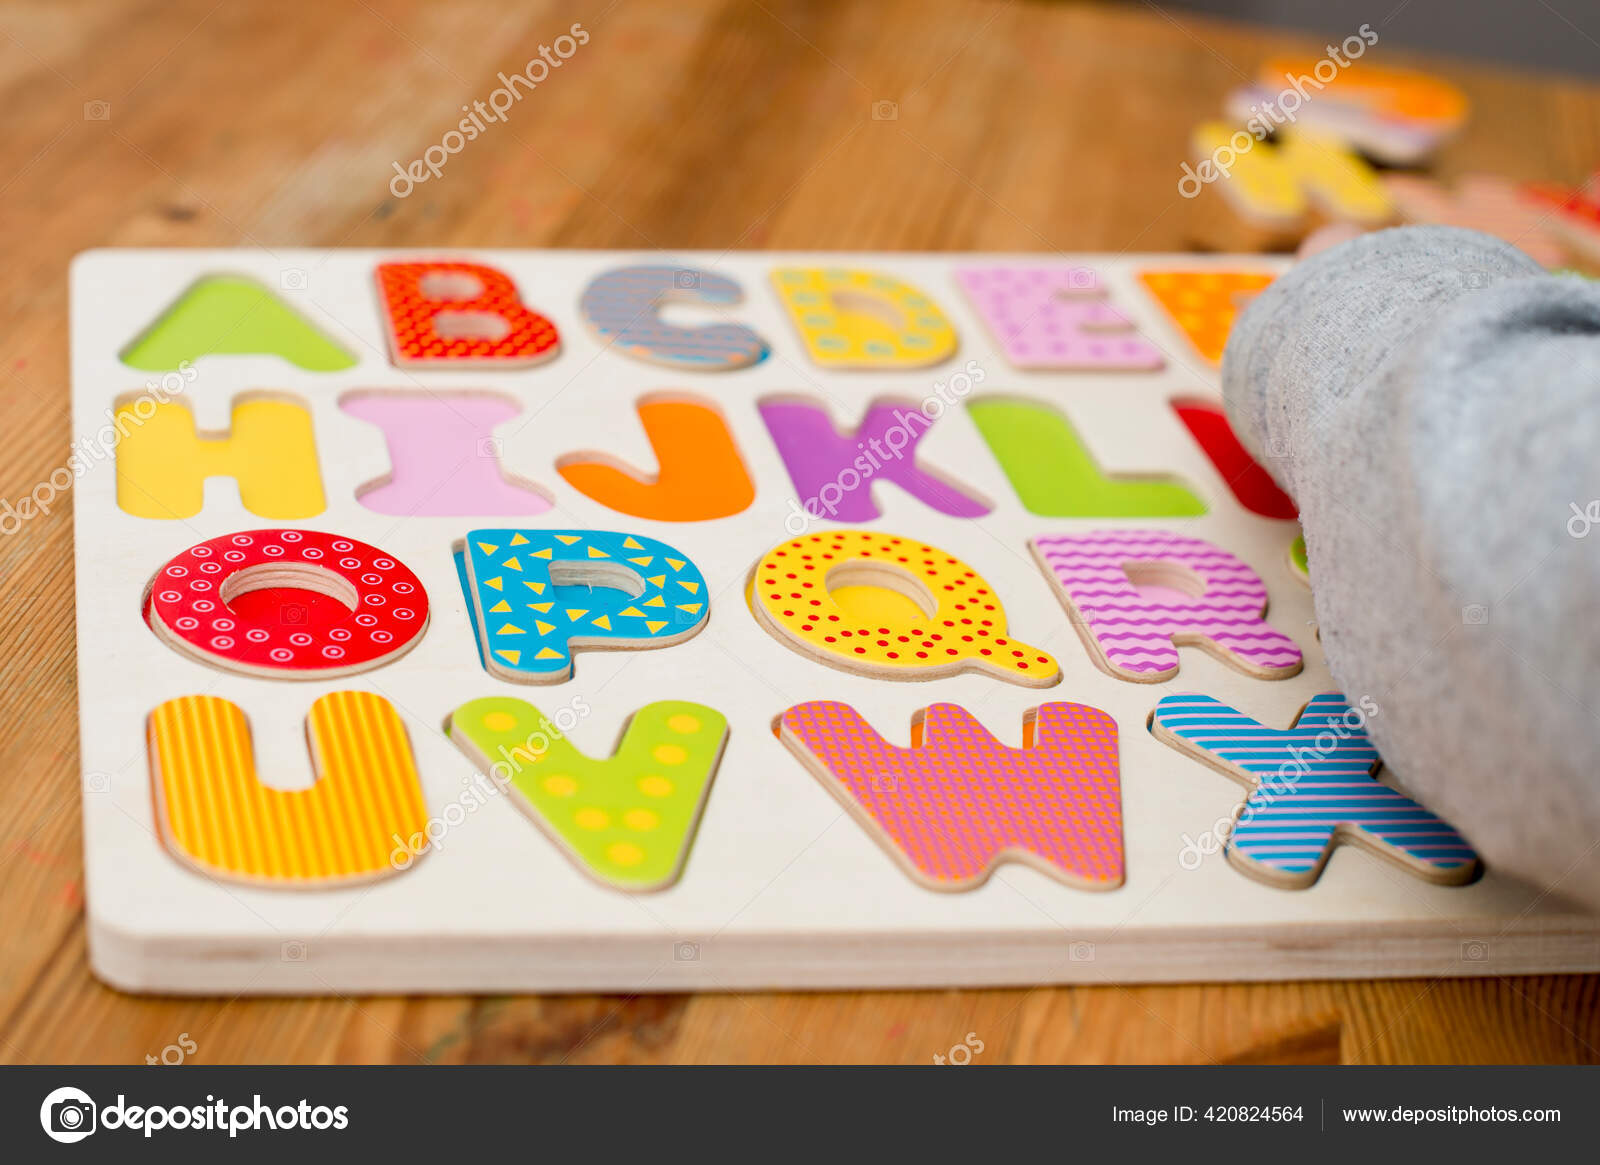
[70,249,1600,993]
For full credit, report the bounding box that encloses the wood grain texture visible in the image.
[2,0,1598,1064]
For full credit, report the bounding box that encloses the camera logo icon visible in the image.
[871,99,898,121]
[673,940,700,962]
[280,602,308,626]
[40,1086,96,1143]
[673,269,700,290]
[279,268,308,291]
[1569,500,1600,539]
[1461,603,1490,626]
[477,436,503,458]
[83,101,111,121]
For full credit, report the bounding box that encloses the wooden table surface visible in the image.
[3,0,1599,1065]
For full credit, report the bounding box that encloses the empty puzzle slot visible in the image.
[430,311,514,342]
[1123,560,1208,602]
[219,563,359,625]
[417,271,486,300]
[220,560,361,614]
[825,562,939,625]
[548,559,647,600]
[904,705,1045,763]
[653,295,730,327]
[221,586,355,629]
[831,289,908,332]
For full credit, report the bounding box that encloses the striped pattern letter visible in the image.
[147,692,431,886]
[1151,693,1478,888]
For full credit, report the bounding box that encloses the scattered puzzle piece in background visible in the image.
[969,396,1205,516]
[1519,172,1600,267]
[462,528,709,683]
[750,530,1060,687]
[1225,58,1467,166]
[1032,529,1302,682]
[449,697,728,891]
[1191,125,1393,236]
[148,691,430,887]
[1384,174,1568,268]
[779,700,1123,891]
[1151,692,1479,889]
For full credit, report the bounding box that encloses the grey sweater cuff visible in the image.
[1221,225,1600,910]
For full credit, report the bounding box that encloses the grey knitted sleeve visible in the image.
[1221,224,1600,910]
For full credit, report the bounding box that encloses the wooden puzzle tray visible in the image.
[70,248,1600,994]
